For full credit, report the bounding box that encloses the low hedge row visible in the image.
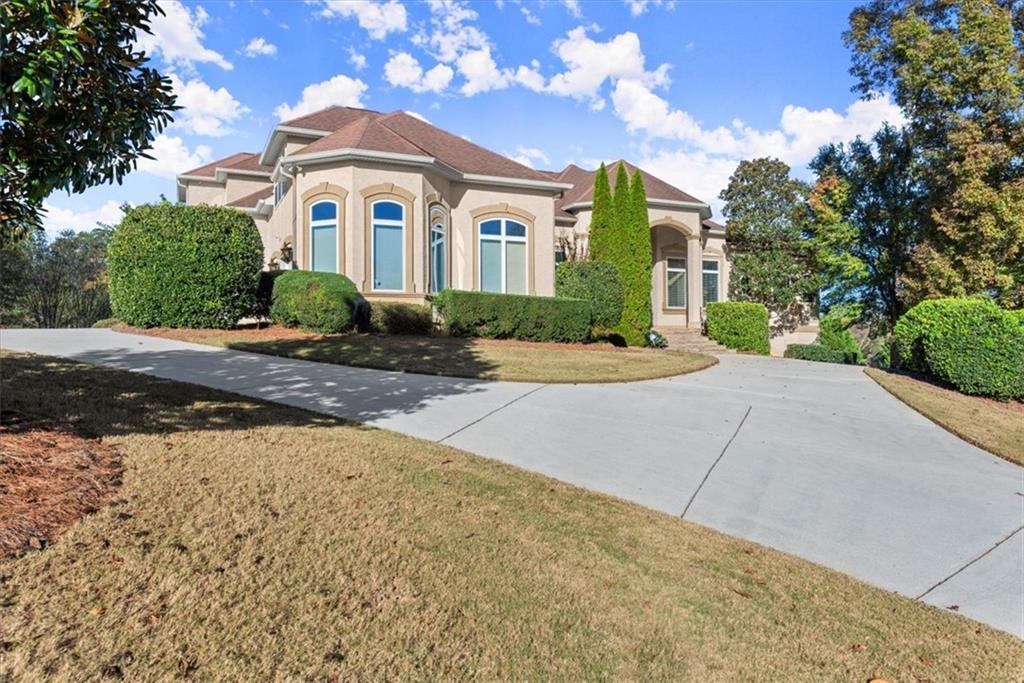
[434,289,591,343]
[555,261,624,329]
[370,302,433,335]
[705,302,770,354]
[784,343,860,364]
[892,298,1024,400]
[269,270,366,334]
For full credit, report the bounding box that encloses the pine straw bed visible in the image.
[0,411,122,556]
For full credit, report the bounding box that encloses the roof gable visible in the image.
[182,152,272,178]
[278,105,382,131]
[294,116,427,157]
[559,160,705,207]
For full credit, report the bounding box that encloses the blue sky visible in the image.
[43,0,905,233]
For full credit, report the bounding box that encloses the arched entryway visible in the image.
[650,221,702,329]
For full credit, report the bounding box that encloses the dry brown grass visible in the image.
[866,368,1024,466]
[0,412,123,557]
[116,324,718,383]
[0,351,1019,681]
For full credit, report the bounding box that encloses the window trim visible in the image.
[702,257,721,305]
[360,184,415,294]
[370,199,407,293]
[300,183,348,273]
[309,199,340,274]
[477,217,528,294]
[470,204,536,295]
[428,204,448,295]
[665,255,688,310]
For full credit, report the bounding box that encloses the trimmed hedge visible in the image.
[892,298,1024,400]
[784,343,859,364]
[370,301,433,335]
[269,270,364,334]
[434,290,591,343]
[555,261,624,328]
[705,302,770,354]
[108,204,263,328]
[253,270,286,319]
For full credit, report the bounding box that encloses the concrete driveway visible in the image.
[2,328,1021,637]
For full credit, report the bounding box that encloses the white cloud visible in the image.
[520,6,541,25]
[42,200,126,235]
[544,26,670,108]
[415,0,489,63]
[457,47,512,96]
[168,74,248,137]
[562,0,582,18]
[136,0,232,71]
[348,47,368,70]
[274,74,368,120]
[243,37,277,57]
[137,135,212,178]
[625,0,675,16]
[384,52,454,94]
[514,60,546,92]
[510,145,551,168]
[320,0,407,40]
[634,150,739,215]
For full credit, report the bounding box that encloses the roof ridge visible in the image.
[374,112,439,158]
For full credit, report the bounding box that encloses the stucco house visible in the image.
[176,105,730,329]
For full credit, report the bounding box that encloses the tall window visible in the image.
[429,206,446,294]
[372,200,404,291]
[309,200,338,273]
[666,257,687,308]
[479,218,527,294]
[702,259,720,304]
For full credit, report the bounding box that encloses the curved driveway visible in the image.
[2,328,1021,637]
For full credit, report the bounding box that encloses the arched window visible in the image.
[479,217,527,294]
[310,200,338,273]
[429,206,447,294]
[371,199,404,291]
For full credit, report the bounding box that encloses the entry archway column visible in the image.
[686,235,702,328]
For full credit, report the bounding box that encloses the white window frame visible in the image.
[665,257,687,309]
[370,199,405,292]
[702,258,721,305]
[478,217,528,294]
[428,206,447,295]
[309,199,339,274]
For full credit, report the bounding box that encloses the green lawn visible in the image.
[115,324,718,383]
[866,367,1024,466]
[0,351,1018,680]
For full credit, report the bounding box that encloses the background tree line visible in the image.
[722,0,1023,335]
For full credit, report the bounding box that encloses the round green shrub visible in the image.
[784,343,859,364]
[108,203,263,328]
[269,270,363,334]
[891,298,981,372]
[555,261,623,329]
[818,303,864,365]
[370,302,433,335]
[705,301,770,354]
[922,301,1024,400]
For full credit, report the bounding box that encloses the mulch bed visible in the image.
[0,411,123,557]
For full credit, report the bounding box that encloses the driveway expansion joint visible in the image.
[680,404,752,519]
[436,384,548,444]
[914,524,1024,600]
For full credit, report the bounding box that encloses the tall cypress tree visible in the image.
[615,169,652,345]
[611,162,632,267]
[588,163,612,261]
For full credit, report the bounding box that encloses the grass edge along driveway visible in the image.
[114,324,718,384]
[865,367,1024,466]
[0,350,1019,681]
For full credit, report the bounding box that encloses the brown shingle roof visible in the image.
[702,218,725,231]
[295,116,427,157]
[374,112,553,181]
[557,160,706,207]
[279,105,382,131]
[182,152,272,178]
[227,185,273,208]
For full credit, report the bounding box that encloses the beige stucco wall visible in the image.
[274,161,557,299]
[223,176,271,204]
[185,181,224,205]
